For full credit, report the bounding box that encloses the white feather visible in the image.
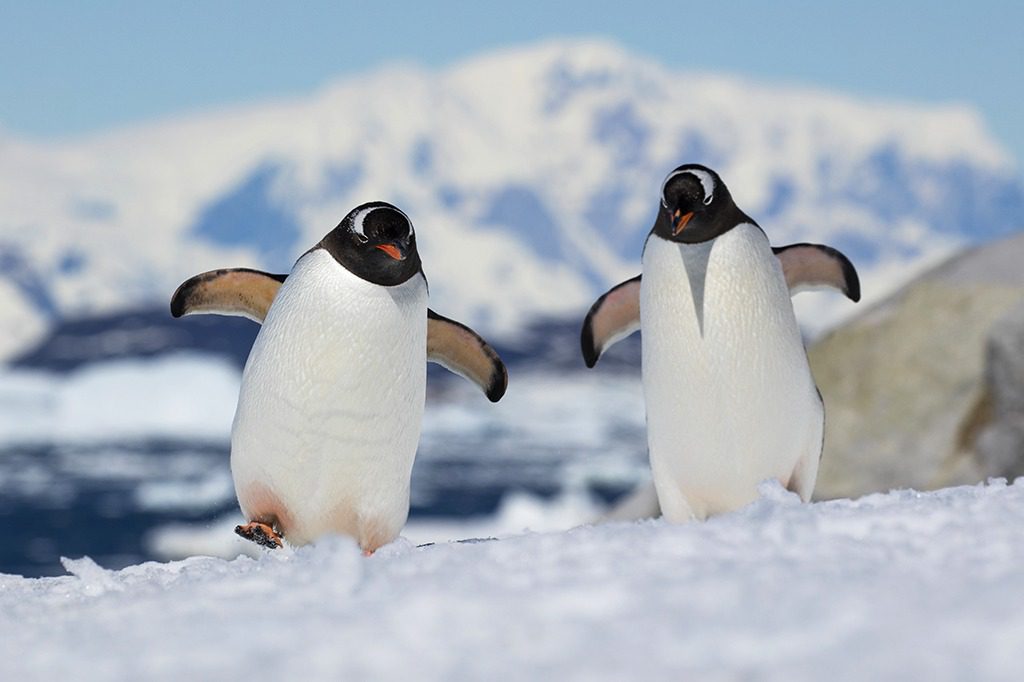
[640,225,823,521]
[230,249,427,548]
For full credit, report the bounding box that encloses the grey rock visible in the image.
[984,301,1024,414]
[971,301,1024,479]
[810,230,1024,499]
[975,419,1024,478]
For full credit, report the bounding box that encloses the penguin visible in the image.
[170,201,507,553]
[580,165,859,521]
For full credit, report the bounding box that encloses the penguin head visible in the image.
[654,164,752,243]
[318,201,423,286]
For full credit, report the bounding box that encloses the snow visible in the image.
[3,38,1022,678]
[1,39,1019,360]
[0,279,48,359]
[0,354,240,444]
[0,356,646,465]
[0,347,1019,676]
[2,479,1023,680]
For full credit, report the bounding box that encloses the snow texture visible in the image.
[2,480,1023,680]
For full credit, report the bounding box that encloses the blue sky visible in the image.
[2,1,1022,172]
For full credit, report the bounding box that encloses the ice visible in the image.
[3,480,1023,680]
[134,467,235,512]
[0,357,653,575]
[0,357,644,453]
[0,362,647,508]
[0,353,240,444]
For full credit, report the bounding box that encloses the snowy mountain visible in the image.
[1,39,1022,360]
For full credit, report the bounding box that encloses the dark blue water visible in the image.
[0,439,635,577]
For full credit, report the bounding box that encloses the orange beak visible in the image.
[375,243,405,260]
[672,210,694,236]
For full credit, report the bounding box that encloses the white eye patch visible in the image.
[350,206,375,239]
[661,168,716,207]
[351,205,414,239]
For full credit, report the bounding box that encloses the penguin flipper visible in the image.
[773,243,861,302]
[580,275,642,368]
[170,269,288,323]
[427,309,508,402]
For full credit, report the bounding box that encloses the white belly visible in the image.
[640,225,823,520]
[230,249,427,549]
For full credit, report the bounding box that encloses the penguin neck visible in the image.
[651,202,756,244]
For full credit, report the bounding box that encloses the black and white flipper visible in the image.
[580,275,641,368]
[170,268,286,323]
[170,269,508,401]
[427,309,508,402]
[773,243,861,302]
[580,244,860,367]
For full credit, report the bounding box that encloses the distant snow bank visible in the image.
[0,354,241,443]
[3,480,1023,680]
[0,354,647,452]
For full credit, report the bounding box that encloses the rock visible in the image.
[975,419,1024,478]
[810,230,1024,499]
[984,301,1024,413]
[972,301,1024,478]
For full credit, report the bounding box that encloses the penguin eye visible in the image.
[353,231,369,244]
[703,192,713,206]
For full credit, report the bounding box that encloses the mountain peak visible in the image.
[1,41,1022,359]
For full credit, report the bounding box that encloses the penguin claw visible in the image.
[235,521,283,549]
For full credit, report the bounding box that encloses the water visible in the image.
[0,442,644,576]
[0,370,649,576]
[0,312,650,576]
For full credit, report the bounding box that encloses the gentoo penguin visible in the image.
[171,201,507,553]
[580,164,859,521]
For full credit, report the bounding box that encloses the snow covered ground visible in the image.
[2,479,1022,681]
[3,330,1023,679]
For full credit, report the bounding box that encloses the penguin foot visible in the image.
[235,521,283,549]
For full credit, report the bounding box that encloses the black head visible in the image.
[652,164,754,243]
[317,201,423,286]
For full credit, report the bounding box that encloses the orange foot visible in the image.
[235,521,283,549]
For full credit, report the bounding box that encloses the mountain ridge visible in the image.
[1,38,1021,360]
